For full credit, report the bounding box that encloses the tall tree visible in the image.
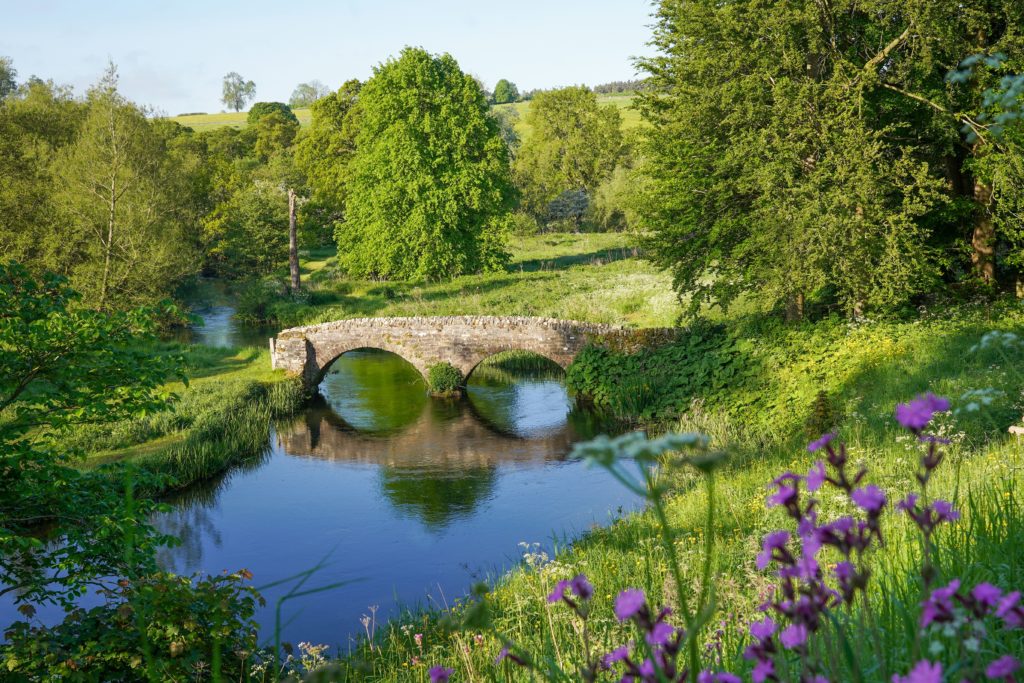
[0,56,16,99]
[295,79,362,245]
[338,48,516,279]
[54,66,197,309]
[514,86,622,218]
[221,72,255,112]
[289,80,330,108]
[492,78,519,104]
[638,0,1024,318]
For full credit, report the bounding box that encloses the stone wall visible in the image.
[271,315,639,389]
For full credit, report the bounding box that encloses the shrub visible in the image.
[428,362,464,394]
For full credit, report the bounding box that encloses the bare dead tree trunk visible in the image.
[971,177,996,285]
[288,188,300,293]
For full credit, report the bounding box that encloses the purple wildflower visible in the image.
[768,475,799,509]
[752,658,775,683]
[757,531,791,570]
[895,393,950,432]
[892,660,943,683]
[973,582,1003,608]
[547,579,571,604]
[897,493,918,512]
[570,574,593,600]
[614,589,646,621]
[602,645,630,667]
[429,665,454,683]
[700,673,742,683]
[749,617,776,642]
[932,499,960,522]
[779,623,808,649]
[806,460,826,491]
[638,659,656,677]
[921,579,960,628]
[808,432,836,453]
[851,485,887,513]
[645,621,675,646]
[986,655,1021,679]
[997,591,1023,627]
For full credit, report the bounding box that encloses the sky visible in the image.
[2,0,656,115]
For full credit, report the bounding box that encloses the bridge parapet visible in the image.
[270,315,643,390]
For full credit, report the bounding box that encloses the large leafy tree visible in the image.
[338,48,516,279]
[639,0,1024,318]
[53,68,198,310]
[492,78,519,104]
[515,86,622,218]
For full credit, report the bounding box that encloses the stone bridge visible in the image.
[270,315,625,389]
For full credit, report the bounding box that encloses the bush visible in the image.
[428,362,464,394]
[509,211,540,236]
[246,101,297,126]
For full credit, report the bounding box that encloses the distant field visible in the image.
[167,93,642,135]
[170,108,312,131]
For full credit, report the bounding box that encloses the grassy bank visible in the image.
[243,232,678,329]
[312,301,1024,681]
[72,343,303,494]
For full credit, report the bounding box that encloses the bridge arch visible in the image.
[314,345,427,388]
[464,349,566,384]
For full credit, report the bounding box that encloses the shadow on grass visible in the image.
[512,247,638,273]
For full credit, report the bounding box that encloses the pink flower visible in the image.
[986,655,1020,679]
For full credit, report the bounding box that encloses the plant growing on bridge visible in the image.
[428,362,464,395]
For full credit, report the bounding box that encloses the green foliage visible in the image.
[493,78,519,104]
[0,262,181,608]
[0,55,16,99]
[252,109,299,160]
[804,390,840,440]
[289,80,330,108]
[638,0,1024,316]
[295,79,362,245]
[221,71,255,112]
[1,571,262,681]
[515,86,623,219]
[246,101,298,126]
[428,362,464,394]
[202,181,288,278]
[338,47,516,279]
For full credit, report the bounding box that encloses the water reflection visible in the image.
[145,348,635,646]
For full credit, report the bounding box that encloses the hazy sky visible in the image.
[3,0,655,114]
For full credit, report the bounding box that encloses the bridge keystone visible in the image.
[270,315,625,390]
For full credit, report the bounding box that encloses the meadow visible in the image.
[168,93,643,136]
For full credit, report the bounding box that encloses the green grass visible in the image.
[309,302,1024,681]
[260,232,678,329]
[72,343,303,492]
[168,108,312,131]
[167,94,641,135]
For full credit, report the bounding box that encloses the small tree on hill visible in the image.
[0,56,16,99]
[247,101,297,126]
[221,72,255,112]
[493,78,519,104]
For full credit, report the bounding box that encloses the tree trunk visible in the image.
[100,179,116,311]
[785,291,804,322]
[288,188,300,293]
[971,177,996,285]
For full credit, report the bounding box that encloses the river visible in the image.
[2,296,640,650]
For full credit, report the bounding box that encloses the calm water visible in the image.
[1,301,639,649]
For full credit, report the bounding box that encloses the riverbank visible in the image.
[310,299,1024,681]
[69,343,304,494]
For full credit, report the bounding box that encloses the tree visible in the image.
[492,78,519,104]
[0,56,16,99]
[54,66,198,310]
[514,86,622,218]
[289,80,330,108]
[252,109,299,161]
[247,100,298,126]
[201,179,289,277]
[295,79,362,246]
[638,0,1024,317]
[338,48,516,279]
[221,72,255,112]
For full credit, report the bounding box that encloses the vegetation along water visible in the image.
[2,1,1024,681]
